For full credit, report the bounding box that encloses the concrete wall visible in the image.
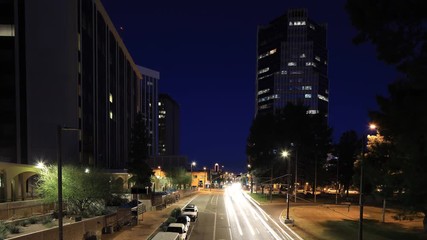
[0,199,53,220]
[7,216,104,240]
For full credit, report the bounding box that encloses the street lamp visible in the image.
[359,123,377,240]
[281,150,292,223]
[203,167,207,188]
[57,125,80,240]
[191,161,196,172]
[248,164,253,194]
[191,162,196,189]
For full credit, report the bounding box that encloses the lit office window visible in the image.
[287,62,297,66]
[109,111,113,119]
[315,56,321,61]
[305,94,312,98]
[258,89,270,95]
[109,93,113,103]
[307,110,319,114]
[0,24,15,37]
[258,67,269,74]
[258,48,277,59]
[318,94,329,102]
[289,21,306,26]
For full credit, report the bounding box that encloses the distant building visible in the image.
[0,0,140,169]
[137,66,159,157]
[256,9,329,119]
[158,94,180,156]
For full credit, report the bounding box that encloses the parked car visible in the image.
[182,207,198,222]
[184,204,198,212]
[166,223,187,240]
[151,231,180,240]
[176,215,191,232]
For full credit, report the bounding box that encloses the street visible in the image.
[186,184,303,240]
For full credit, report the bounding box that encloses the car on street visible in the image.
[176,215,191,232]
[182,205,198,221]
[166,223,187,240]
[151,231,180,240]
[184,204,198,212]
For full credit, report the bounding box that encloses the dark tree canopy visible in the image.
[346,0,427,79]
[247,104,332,186]
[346,0,427,230]
[336,130,361,194]
[128,112,153,188]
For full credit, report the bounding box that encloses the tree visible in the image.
[164,167,191,189]
[347,0,427,231]
[369,80,427,230]
[247,104,332,190]
[37,165,111,216]
[346,0,427,79]
[336,130,361,196]
[128,112,153,189]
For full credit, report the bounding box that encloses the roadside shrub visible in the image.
[6,224,20,234]
[41,216,53,225]
[170,208,182,218]
[19,220,31,227]
[28,217,38,224]
[0,221,8,239]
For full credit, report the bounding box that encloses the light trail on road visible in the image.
[224,183,301,240]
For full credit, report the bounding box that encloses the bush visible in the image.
[41,216,53,225]
[28,217,38,224]
[19,220,31,227]
[0,221,8,239]
[170,208,182,218]
[6,224,20,234]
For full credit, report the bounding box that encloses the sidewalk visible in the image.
[102,192,198,240]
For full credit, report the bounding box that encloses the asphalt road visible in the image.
[185,185,303,240]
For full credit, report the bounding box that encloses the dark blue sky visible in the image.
[102,0,397,173]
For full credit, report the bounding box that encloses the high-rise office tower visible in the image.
[256,9,328,118]
[137,66,159,157]
[158,94,180,156]
[0,0,140,169]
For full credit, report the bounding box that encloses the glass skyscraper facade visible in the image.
[256,9,328,119]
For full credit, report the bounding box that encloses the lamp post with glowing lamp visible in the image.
[248,164,253,194]
[281,150,292,223]
[190,162,196,188]
[359,123,377,240]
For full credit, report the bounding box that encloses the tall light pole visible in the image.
[359,123,377,240]
[57,125,80,240]
[248,164,253,194]
[336,156,339,205]
[281,150,292,222]
[203,167,207,188]
[191,161,196,188]
[293,144,298,203]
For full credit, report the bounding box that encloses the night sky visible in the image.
[101,0,397,173]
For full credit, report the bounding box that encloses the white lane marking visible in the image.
[213,209,217,240]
